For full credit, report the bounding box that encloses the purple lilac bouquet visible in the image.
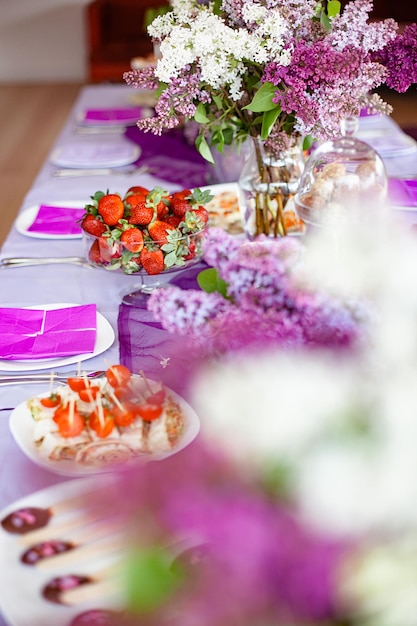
[124,0,416,160]
[94,441,350,626]
[147,228,365,355]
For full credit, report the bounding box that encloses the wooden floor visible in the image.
[0,83,83,247]
[0,83,416,247]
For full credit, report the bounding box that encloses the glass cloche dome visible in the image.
[295,116,387,227]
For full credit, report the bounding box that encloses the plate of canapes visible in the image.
[9,364,200,476]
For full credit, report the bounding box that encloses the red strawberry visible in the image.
[171,197,192,219]
[81,214,106,237]
[139,247,164,275]
[125,185,150,196]
[171,189,192,200]
[156,201,169,220]
[88,239,104,264]
[124,192,146,209]
[184,237,196,261]
[148,220,174,244]
[128,201,154,225]
[164,215,181,229]
[191,206,209,225]
[97,194,125,226]
[98,236,120,262]
[120,228,144,253]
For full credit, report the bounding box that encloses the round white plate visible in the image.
[15,202,85,240]
[0,476,123,626]
[0,304,115,372]
[9,385,200,476]
[49,141,141,169]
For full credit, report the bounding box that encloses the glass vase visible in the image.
[238,135,305,238]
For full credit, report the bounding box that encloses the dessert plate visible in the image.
[0,476,124,626]
[49,140,141,169]
[0,305,114,372]
[9,385,200,476]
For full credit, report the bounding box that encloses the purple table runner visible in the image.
[125,126,212,188]
[118,265,206,396]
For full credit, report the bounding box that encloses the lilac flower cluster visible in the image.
[116,440,347,626]
[373,23,417,92]
[148,228,364,354]
[263,39,385,137]
[124,0,416,152]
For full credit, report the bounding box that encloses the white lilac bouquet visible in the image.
[124,0,417,161]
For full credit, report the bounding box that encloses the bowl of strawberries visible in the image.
[80,185,211,281]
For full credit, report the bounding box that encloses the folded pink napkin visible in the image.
[82,107,142,125]
[0,304,97,360]
[388,179,417,207]
[27,205,84,236]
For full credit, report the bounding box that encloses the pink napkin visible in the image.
[27,205,84,236]
[0,304,97,360]
[82,107,142,125]
[388,179,417,207]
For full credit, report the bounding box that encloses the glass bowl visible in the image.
[82,227,206,295]
[295,117,387,227]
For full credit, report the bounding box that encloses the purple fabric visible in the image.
[83,107,143,124]
[27,205,84,236]
[388,178,417,207]
[125,126,211,188]
[0,304,97,360]
[118,264,207,396]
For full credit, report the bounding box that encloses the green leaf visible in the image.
[197,268,228,297]
[320,9,331,31]
[260,105,281,140]
[327,0,341,17]
[123,547,182,614]
[196,135,215,164]
[191,188,214,204]
[302,134,315,151]
[243,82,277,113]
[212,94,223,109]
[194,102,210,124]
[155,82,167,98]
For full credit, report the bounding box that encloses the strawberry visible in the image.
[128,201,154,225]
[164,215,182,229]
[124,192,147,209]
[171,189,192,200]
[88,239,105,265]
[156,201,169,220]
[171,197,192,219]
[191,206,209,225]
[120,228,144,253]
[81,214,107,237]
[184,237,196,261]
[148,220,175,244]
[125,185,150,196]
[139,247,164,275]
[97,194,125,226]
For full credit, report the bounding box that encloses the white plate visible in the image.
[0,304,115,372]
[0,476,124,626]
[15,202,85,240]
[9,385,200,476]
[49,141,141,169]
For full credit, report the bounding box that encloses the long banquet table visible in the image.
[0,83,417,625]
